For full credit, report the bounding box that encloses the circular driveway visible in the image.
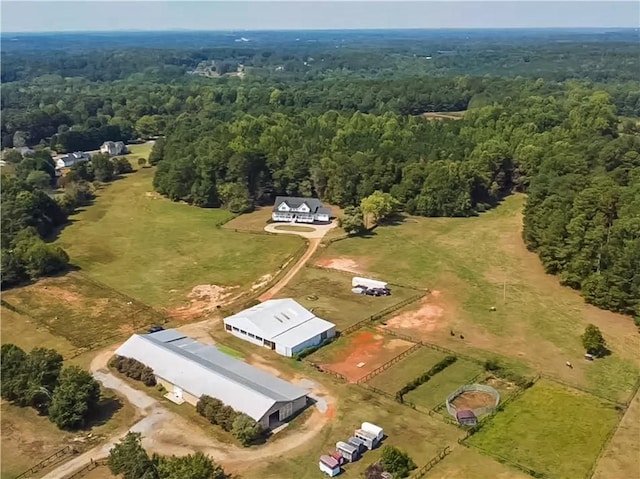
[264,220,337,239]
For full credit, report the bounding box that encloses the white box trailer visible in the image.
[352,277,388,290]
[361,422,384,443]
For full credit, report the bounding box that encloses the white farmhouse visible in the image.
[55,151,89,169]
[223,299,336,357]
[115,329,309,429]
[272,196,331,223]
[100,141,127,156]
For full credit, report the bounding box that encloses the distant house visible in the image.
[272,196,331,223]
[100,141,127,156]
[56,152,89,170]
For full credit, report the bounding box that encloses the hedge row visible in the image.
[396,355,457,402]
[109,355,156,386]
[196,395,263,446]
[483,359,534,389]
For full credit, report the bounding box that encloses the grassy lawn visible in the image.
[216,344,244,359]
[0,389,137,479]
[274,266,419,332]
[122,142,154,168]
[366,347,448,394]
[2,272,165,349]
[318,194,640,402]
[469,380,621,479]
[55,167,302,309]
[0,306,77,358]
[224,206,273,232]
[403,359,484,411]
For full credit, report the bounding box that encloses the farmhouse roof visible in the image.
[114,329,307,421]
[273,196,324,212]
[224,299,335,347]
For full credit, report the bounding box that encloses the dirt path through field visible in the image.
[259,238,320,301]
[44,344,332,478]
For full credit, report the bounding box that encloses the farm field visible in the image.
[366,346,448,394]
[423,446,530,479]
[592,390,640,479]
[55,167,302,310]
[274,266,419,331]
[2,272,165,349]
[317,194,640,402]
[310,329,416,382]
[403,359,484,411]
[468,380,621,479]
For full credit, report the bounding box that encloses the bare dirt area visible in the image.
[315,256,366,274]
[320,331,415,382]
[451,391,497,411]
[167,284,238,321]
[381,290,449,334]
[259,239,319,301]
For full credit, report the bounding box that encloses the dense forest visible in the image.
[1,29,638,317]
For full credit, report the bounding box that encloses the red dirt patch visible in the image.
[168,284,238,322]
[315,257,365,274]
[381,291,447,333]
[321,331,414,382]
[451,391,497,411]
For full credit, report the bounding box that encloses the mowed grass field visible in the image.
[2,272,165,349]
[403,359,484,410]
[55,167,302,308]
[318,195,640,402]
[366,346,449,394]
[274,266,419,331]
[424,447,530,479]
[468,380,621,479]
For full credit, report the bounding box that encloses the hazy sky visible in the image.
[2,1,639,33]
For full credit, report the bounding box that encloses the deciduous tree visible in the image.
[48,366,100,429]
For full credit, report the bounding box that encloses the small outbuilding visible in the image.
[223,298,336,357]
[336,441,360,462]
[319,455,341,477]
[354,429,378,450]
[456,409,478,426]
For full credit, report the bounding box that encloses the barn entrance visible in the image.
[268,410,280,428]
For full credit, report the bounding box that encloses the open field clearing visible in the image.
[55,167,302,310]
[0,389,137,479]
[424,446,530,479]
[403,359,485,411]
[365,346,449,394]
[422,110,466,120]
[274,266,419,331]
[592,390,640,479]
[0,306,77,358]
[311,329,416,382]
[121,142,154,169]
[469,380,621,479]
[318,194,640,402]
[2,272,165,349]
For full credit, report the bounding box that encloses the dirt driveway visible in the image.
[44,345,333,478]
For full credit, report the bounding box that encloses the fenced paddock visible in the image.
[365,347,449,394]
[445,384,501,418]
[403,359,485,411]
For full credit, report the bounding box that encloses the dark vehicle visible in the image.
[148,325,164,333]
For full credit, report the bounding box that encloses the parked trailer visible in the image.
[354,429,378,450]
[336,441,360,462]
[352,277,388,290]
[348,436,367,453]
[319,455,341,477]
[361,422,384,443]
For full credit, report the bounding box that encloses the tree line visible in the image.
[1,344,101,430]
[196,395,263,446]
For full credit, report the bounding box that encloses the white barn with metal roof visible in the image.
[223,299,336,357]
[114,329,308,428]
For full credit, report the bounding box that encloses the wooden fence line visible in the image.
[340,293,426,336]
[383,329,483,366]
[15,445,77,479]
[538,373,627,408]
[305,263,425,291]
[410,446,452,479]
[63,459,109,479]
[356,343,422,384]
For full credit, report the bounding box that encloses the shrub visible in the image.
[380,446,416,478]
[232,413,263,446]
[109,355,156,386]
[396,355,457,402]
